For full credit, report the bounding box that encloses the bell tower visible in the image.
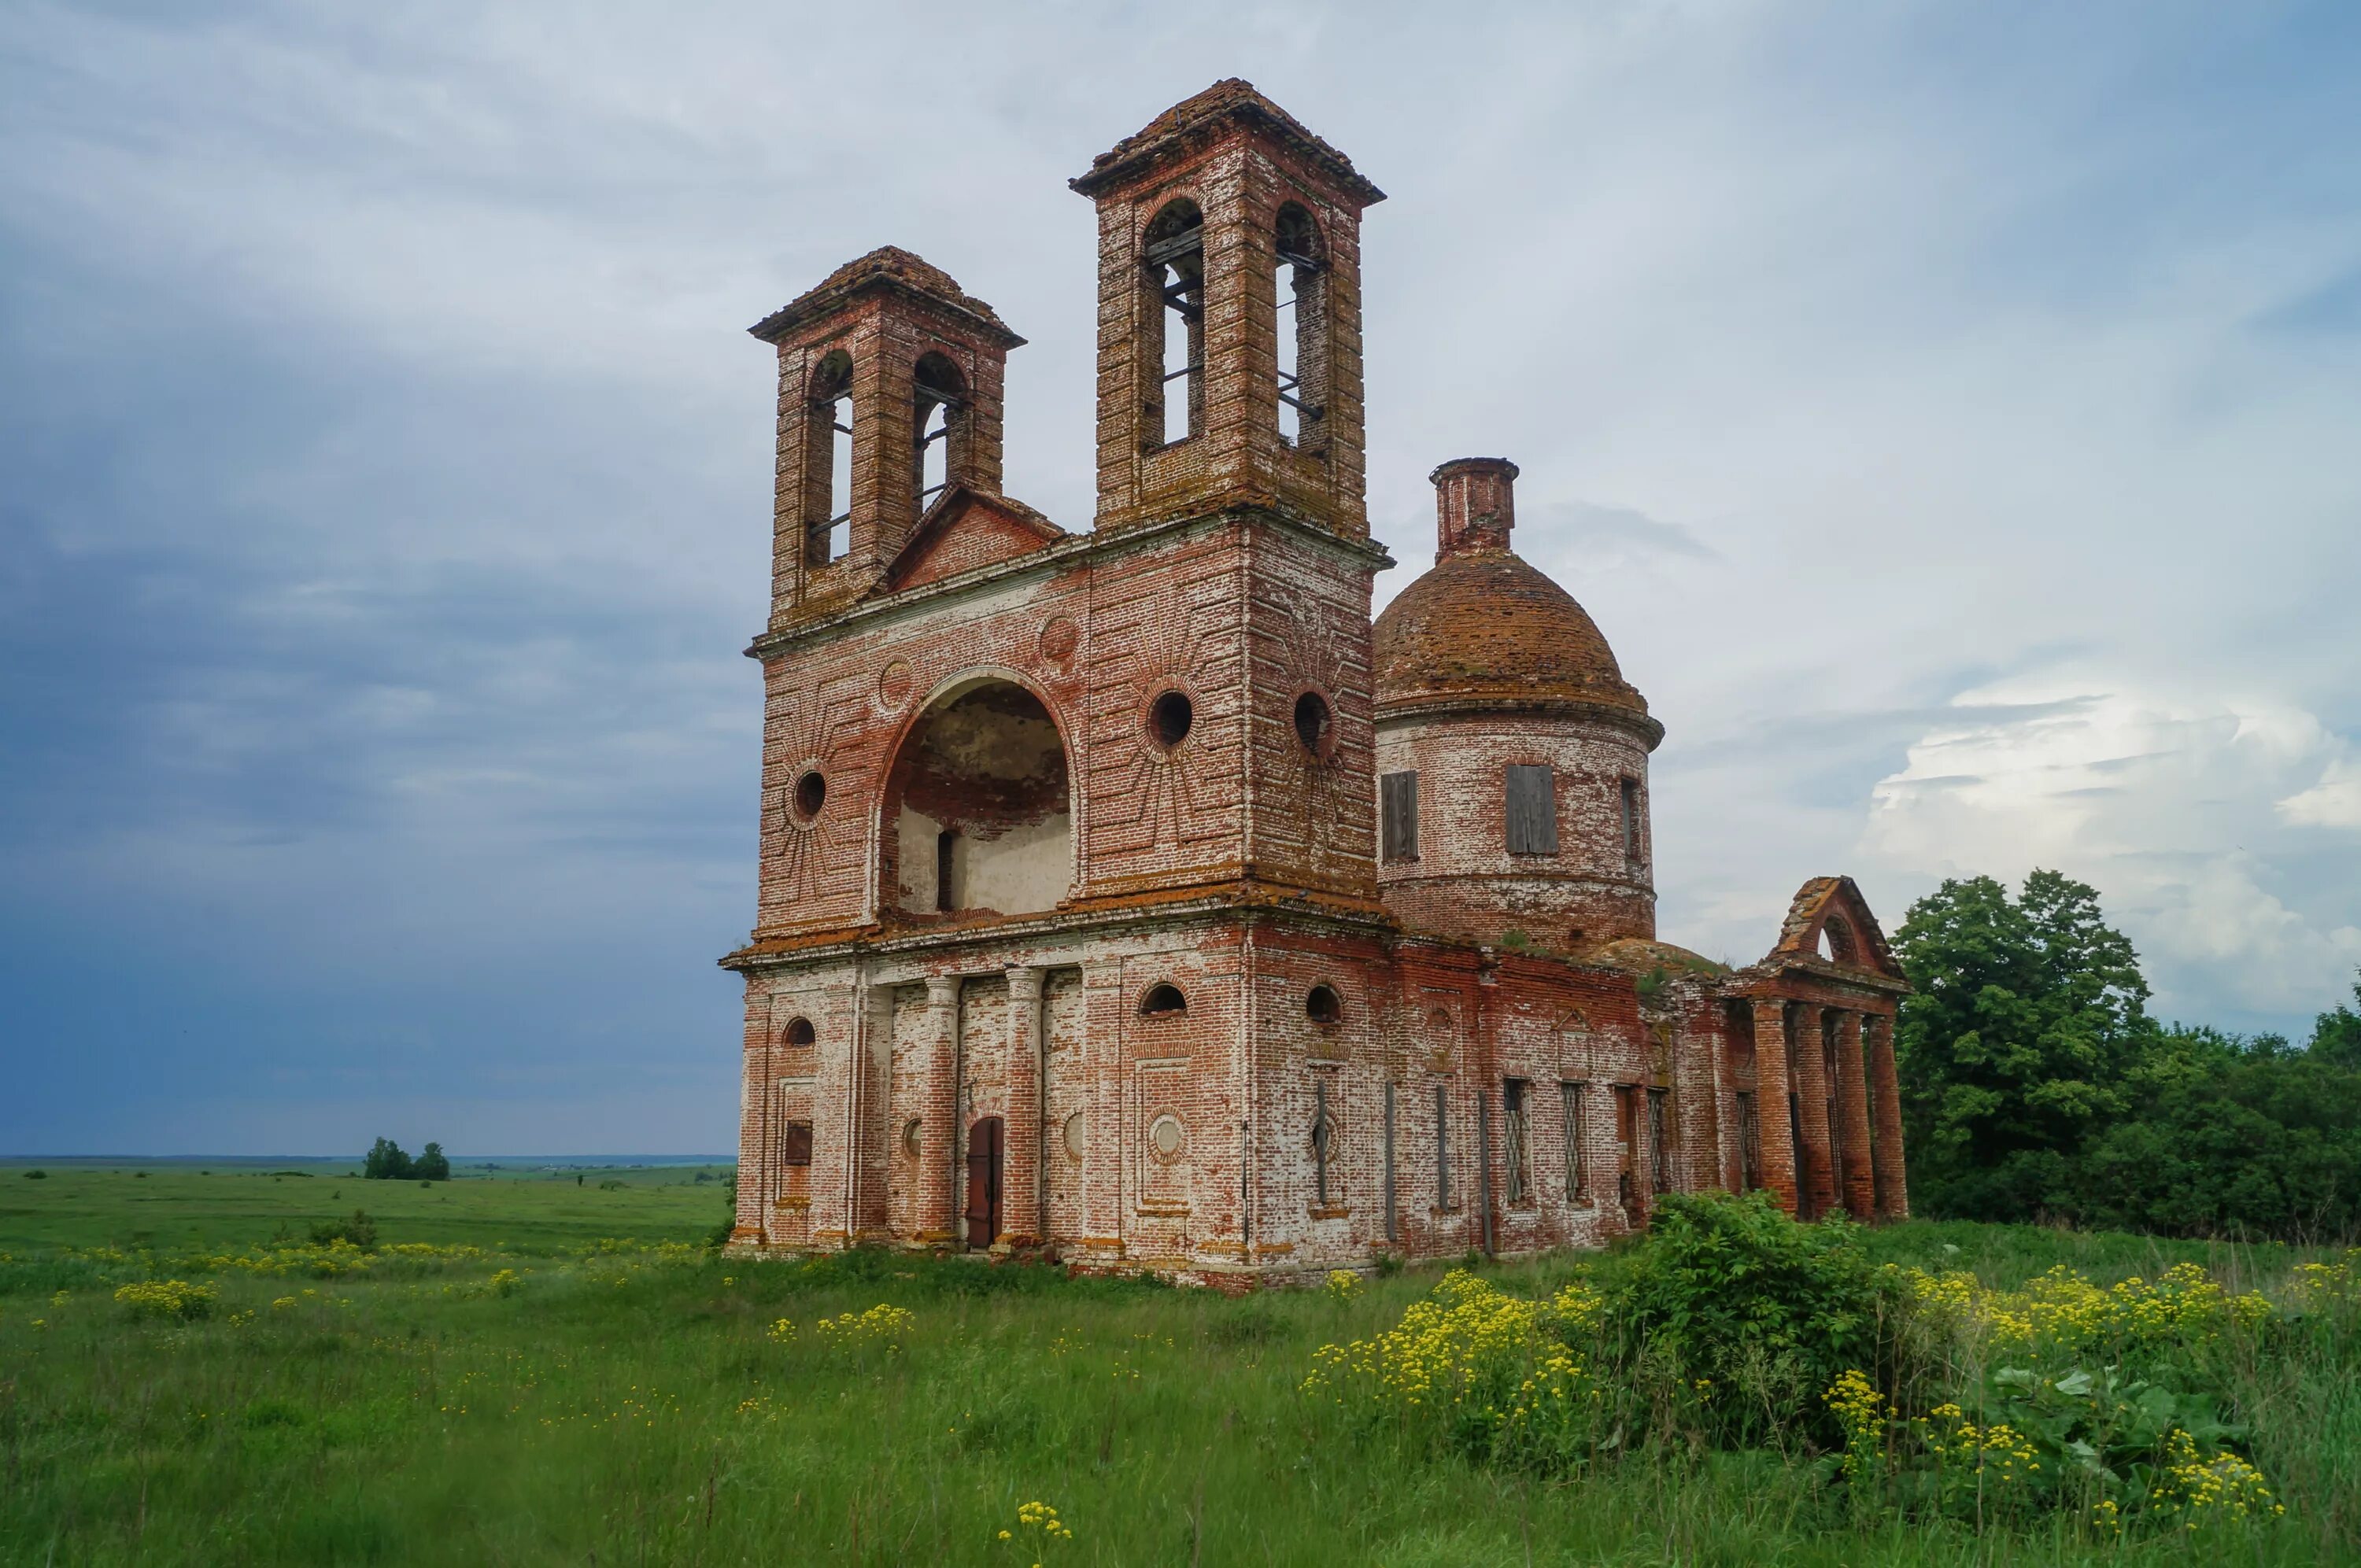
[749,247,1025,625]
[1071,80,1385,538]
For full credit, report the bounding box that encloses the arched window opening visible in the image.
[1820,915,1859,965]
[911,352,966,512]
[884,679,1072,919]
[1143,201,1204,448]
[1273,203,1325,448]
[1306,984,1341,1025]
[1140,983,1188,1016]
[782,1016,815,1047]
[806,350,855,566]
[1293,691,1333,758]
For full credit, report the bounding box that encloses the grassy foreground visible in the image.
[1,1165,2353,1566]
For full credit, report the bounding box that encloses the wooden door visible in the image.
[964,1116,1003,1249]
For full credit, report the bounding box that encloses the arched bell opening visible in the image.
[881,677,1073,918]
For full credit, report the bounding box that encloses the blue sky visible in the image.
[3,2,2357,1155]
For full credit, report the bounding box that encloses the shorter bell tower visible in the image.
[1072,80,1385,538]
[749,248,1025,625]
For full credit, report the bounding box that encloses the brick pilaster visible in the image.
[1003,966,1045,1246]
[917,975,960,1245]
[1750,998,1798,1214]
[1868,1013,1910,1219]
[1833,1010,1875,1219]
[1788,1003,1838,1219]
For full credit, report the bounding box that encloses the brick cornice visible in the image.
[745,505,1392,662]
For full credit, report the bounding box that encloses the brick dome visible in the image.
[1373,545,1659,740]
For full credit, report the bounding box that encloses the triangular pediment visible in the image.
[880,487,1066,594]
[1766,875,1905,980]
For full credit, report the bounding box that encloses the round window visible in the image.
[1293,691,1333,757]
[1147,690,1194,750]
[1149,1114,1185,1160]
[1306,985,1341,1024]
[793,770,826,819]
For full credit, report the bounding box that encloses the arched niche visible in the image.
[881,675,1073,917]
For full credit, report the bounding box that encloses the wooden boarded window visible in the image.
[1561,1081,1587,1200]
[779,1120,814,1205]
[1505,765,1557,854]
[1502,1079,1530,1204]
[1310,1076,1336,1206]
[1612,1086,1637,1209]
[1434,1084,1451,1208]
[779,1121,815,1167]
[1647,1088,1672,1193]
[1380,770,1419,862]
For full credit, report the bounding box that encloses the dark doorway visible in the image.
[964,1116,1004,1249]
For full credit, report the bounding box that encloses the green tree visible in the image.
[363,1138,413,1181]
[2313,971,2361,1070]
[1891,870,2154,1221]
[413,1142,452,1182]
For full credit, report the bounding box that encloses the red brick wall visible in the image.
[1375,711,1656,950]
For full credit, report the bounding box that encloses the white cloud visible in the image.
[2280,754,2361,829]
[1863,676,2361,1020]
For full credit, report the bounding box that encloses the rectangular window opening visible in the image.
[1562,1080,1588,1200]
[1612,1086,1637,1211]
[935,830,957,913]
[1647,1087,1672,1194]
[1620,777,1642,863]
[1434,1083,1450,1209]
[1312,1076,1332,1206]
[1503,1079,1529,1205]
[1735,1091,1761,1190]
[1505,765,1558,855]
[1380,771,1420,862]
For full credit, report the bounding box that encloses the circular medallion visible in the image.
[1037,614,1078,664]
[1148,1113,1186,1162]
[878,659,914,707]
[1062,1113,1087,1161]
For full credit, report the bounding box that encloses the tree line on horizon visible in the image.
[1894,868,2361,1241]
[362,1138,451,1182]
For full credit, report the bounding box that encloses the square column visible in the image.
[915,975,960,1245]
[1749,999,1799,1215]
[1002,966,1045,1248]
[1868,1013,1910,1219]
[1833,1010,1876,1219]
[1787,1004,1838,1219]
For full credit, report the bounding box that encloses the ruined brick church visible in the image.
[725,82,1909,1281]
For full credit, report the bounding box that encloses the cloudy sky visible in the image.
[4,2,2356,1155]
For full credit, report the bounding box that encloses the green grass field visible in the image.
[1,1164,2352,1566]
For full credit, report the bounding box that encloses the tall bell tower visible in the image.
[748,247,1025,625]
[1071,80,1384,538]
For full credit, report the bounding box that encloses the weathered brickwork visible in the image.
[721,82,1909,1285]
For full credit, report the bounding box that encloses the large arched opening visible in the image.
[881,676,1072,917]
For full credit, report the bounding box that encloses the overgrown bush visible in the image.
[1593,1190,1906,1447]
[306,1210,378,1251]
[1305,1208,2351,1545]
